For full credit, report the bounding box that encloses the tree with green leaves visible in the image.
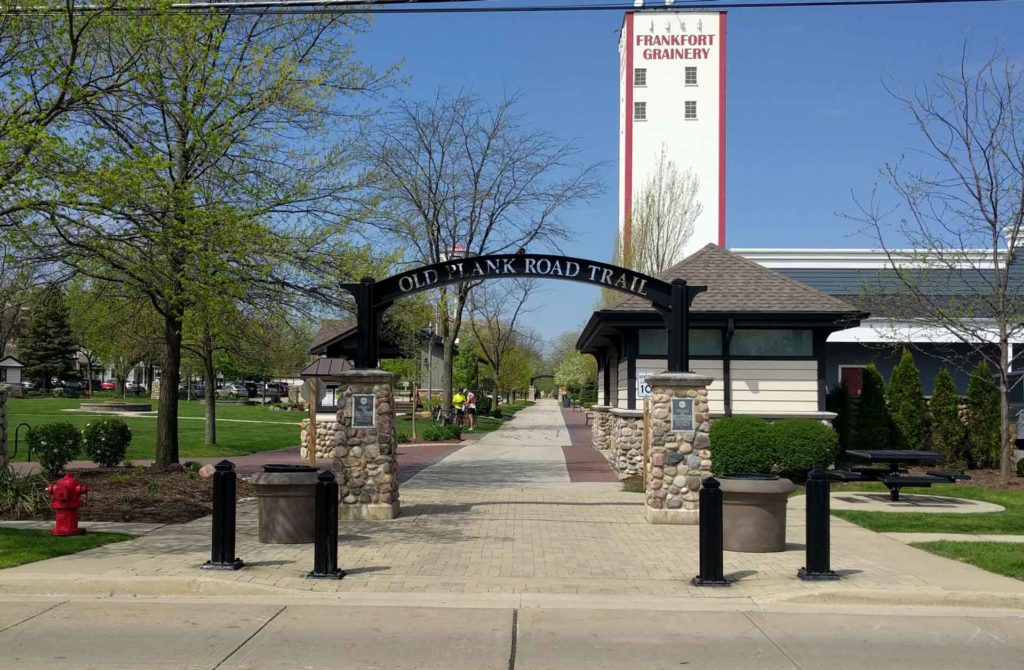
[854,365,892,449]
[19,284,77,390]
[966,362,1001,468]
[887,348,925,450]
[452,343,479,392]
[930,368,967,465]
[26,9,390,467]
[554,351,597,399]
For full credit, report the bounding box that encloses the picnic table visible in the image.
[837,450,969,501]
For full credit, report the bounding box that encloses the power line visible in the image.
[0,0,1015,16]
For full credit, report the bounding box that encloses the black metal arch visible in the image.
[343,253,704,372]
[529,374,555,386]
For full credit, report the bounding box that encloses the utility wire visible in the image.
[0,0,1015,16]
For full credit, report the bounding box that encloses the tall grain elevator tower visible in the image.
[619,10,726,265]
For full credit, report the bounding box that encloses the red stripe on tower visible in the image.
[624,12,634,263]
[718,12,727,248]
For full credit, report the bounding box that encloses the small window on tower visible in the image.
[685,66,697,86]
[634,101,647,121]
[634,68,647,87]
[684,100,697,120]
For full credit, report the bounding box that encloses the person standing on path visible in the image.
[465,390,476,431]
[452,388,466,426]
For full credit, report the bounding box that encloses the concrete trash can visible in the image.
[251,464,319,544]
[718,474,796,553]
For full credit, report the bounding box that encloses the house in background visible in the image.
[0,356,22,386]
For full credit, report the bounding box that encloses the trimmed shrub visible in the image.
[491,408,503,419]
[82,418,132,467]
[930,369,968,465]
[709,416,772,475]
[887,349,926,450]
[855,365,892,449]
[766,419,840,479]
[1017,458,1024,477]
[966,362,1001,468]
[0,468,49,518]
[825,383,853,456]
[27,422,82,477]
[420,424,462,441]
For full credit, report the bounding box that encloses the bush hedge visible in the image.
[887,348,925,450]
[930,368,967,465]
[82,418,132,467]
[27,422,83,477]
[711,416,840,479]
[855,365,892,449]
[966,362,1001,468]
[0,468,49,518]
[709,416,772,475]
[420,424,462,441]
[476,396,493,415]
[765,419,839,478]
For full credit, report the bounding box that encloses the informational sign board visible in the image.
[352,394,376,428]
[670,397,695,433]
[636,371,653,399]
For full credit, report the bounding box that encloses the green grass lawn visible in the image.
[911,541,1024,581]
[830,482,1024,535]
[0,527,133,569]
[397,401,535,441]
[7,397,302,462]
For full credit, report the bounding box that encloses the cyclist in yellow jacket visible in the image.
[452,390,466,426]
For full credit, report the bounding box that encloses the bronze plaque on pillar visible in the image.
[670,398,694,433]
[352,394,375,428]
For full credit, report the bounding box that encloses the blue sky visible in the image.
[352,2,1024,346]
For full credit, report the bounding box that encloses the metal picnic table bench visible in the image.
[831,450,970,501]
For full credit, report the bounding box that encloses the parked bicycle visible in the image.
[432,405,457,426]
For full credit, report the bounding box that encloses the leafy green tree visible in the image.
[554,351,597,398]
[930,368,968,465]
[26,10,390,467]
[886,349,925,450]
[854,365,891,449]
[452,344,479,392]
[966,362,1001,468]
[18,284,77,390]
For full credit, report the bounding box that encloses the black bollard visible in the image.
[692,477,729,587]
[308,470,345,580]
[798,468,839,581]
[202,460,244,570]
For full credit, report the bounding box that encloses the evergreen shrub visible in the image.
[765,419,840,479]
[420,424,462,441]
[887,349,926,450]
[476,396,492,415]
[855,365,892,449]
[82,418,132,467]
[966,362,1001,468]
[709,416,772,475]
[825,383,853,456]
[929,369,968,465]
[28,422,83,477]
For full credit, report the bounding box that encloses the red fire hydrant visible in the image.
[46,473,88,536]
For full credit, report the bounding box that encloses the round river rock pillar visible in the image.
[333,369,400,521]
[644,372,714,525]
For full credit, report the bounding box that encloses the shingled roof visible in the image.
[309,318,356,354]
[611,244,864,314]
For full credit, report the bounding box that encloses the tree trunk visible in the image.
[999,334,1013,477]
[203,330,216,446]
[156,310,183,468]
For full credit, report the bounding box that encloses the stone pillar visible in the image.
[0,389,7,466]
[333,369,400,521]
[527,385,536,401]
[300,416,341,462]
[149,379,160,401]
[608,407,644,477]
[589,405,613,460]
[644,373,713,525]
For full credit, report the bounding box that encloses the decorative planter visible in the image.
[719,474,796,553]
[251,464,319,544]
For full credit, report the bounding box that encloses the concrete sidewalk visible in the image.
[1,597,1023,669]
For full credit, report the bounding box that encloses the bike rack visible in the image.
[12,423,32,461]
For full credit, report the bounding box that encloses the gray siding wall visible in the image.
[824,342,999,395]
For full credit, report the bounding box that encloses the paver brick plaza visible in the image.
[2,401,1023,608]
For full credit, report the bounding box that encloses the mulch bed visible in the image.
[7,466,254,525]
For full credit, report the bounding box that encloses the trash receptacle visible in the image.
[562,394,571,408]
[251,464,319,543]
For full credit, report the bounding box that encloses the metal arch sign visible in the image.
[374,254,674,308]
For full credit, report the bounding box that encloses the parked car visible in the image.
[100,380,117,391]
[217,381,249,399]
[178,383,206,400]
[20,380,36,390]
[125,381,147,394]
[263,382,289,397]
